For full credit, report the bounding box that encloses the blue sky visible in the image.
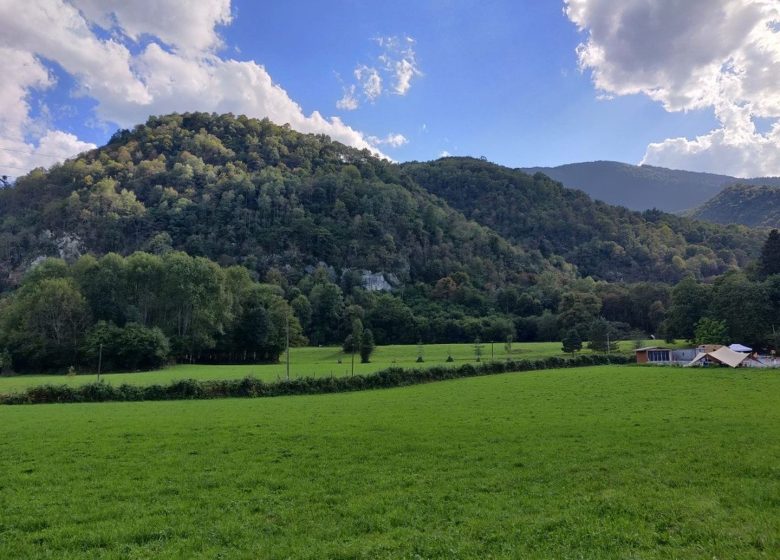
[1,1,778,177]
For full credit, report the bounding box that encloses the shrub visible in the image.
[83,322,170,372]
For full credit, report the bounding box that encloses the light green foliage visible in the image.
[694,317,729,346]
[0,366,777,558]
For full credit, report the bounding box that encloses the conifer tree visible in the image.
[761,229,780,276]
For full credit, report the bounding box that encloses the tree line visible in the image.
[0,252,303,373]
[0,227,777,374]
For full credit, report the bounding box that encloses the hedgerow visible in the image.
[1,354,632,405]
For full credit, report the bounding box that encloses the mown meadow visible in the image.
[1,365,778,559]
[0,340,662,394]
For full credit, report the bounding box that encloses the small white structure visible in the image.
[728,343,752,353]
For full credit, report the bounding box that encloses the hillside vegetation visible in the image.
[404,157,762,282]
[0,113,763,289]
[0,113,538,293]
[691,183,780,228]
[0,113,777,374]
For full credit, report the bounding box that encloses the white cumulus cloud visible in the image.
[0,0,386,177]
[565,0,780,176]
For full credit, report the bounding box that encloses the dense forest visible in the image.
[690,184,780,228]
[0,112,777,373]
[404,158,764,282]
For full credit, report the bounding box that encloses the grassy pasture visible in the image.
[1,365,778,559]
[0,340,665,394]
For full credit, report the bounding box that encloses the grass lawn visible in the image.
[0,340,667,394]
[1,365,777,558]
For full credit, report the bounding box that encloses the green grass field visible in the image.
[0,340,664,394]
[1,365,777,559]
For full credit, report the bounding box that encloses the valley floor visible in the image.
[0,340,670,394]
[1,365,778,559]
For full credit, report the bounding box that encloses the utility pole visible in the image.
[97,343,103,382]
[285,311,290,381]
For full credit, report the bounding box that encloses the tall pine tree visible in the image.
[761,229,780,276]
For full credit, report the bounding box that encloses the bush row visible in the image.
[1,354,633,405]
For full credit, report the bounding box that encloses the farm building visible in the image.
[635,347,696,365]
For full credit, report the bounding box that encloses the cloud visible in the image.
[336,85,359,111]
[439,150,451,158]
[355,65,383,101]
[0,0,386,177]
[337,35,421,109]
[70,0,232,53]
[565,0,780,176]
[0,47,98,176]
[368,133,408,148]
[378,36,422,95]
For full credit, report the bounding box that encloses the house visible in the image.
[635,346,671,364]
[635,347,696,365]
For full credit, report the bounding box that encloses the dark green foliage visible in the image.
[83,321,169,372]
[1,353,632,405]
[663,277,711,341]
[707,272,771,347]
[0,252,302,372]
[692,185,780,228]
[0,277,89,372]
[761,229,780,276]
[561,329,582,354]
[360,329,375,363]
[404,158,763,282]
[587,318,619,353]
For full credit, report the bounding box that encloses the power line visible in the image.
[0,145,66,159]
[0,163,40,171]
[0,163,35,171]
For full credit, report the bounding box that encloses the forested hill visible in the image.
[403,158,763,282]
[690,184,780,228]
[0,113,543,291]
[0,113,764,290]
[521,160,780,213]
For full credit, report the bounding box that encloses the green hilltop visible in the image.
[0,112,764,289]
[690,183,780,228]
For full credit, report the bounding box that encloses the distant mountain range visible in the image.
[521,161,780,213]
[689,184,780,228]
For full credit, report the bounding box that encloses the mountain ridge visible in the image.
[0,113,765,291]
[521,160,780,213]
[689,183,780,228]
